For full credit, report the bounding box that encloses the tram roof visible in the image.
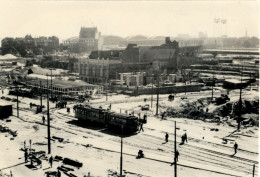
[109,112,138,119]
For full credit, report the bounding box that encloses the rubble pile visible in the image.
[0,124,18,137]
[166,97,214,119]
[166,95,259,127]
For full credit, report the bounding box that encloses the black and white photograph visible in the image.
[0,0,259,177]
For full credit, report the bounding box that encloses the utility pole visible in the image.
[211,72,215,100]
[151,76,153,108]
[252,164,255,177]
[16,83,19,118]
[50,69,53,99]
[174,121,177,177]
[185,80,186,95]
[47,75,51,154]
[156,78,159,116]
[40,80,42,107]
[120,126,123,177]
[249,72,252,91]
[238,66,243,131]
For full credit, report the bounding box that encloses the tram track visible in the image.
[10,103,258,177]
[51,109,259,176]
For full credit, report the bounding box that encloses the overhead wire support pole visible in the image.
[211,72,215,100]
[156,78,159,116]
[238,65,243,131]
[151,76,153,108]
[120,126,123,177]
[40,80,42,107]
[185,80,186,95]
[253,164,255,177]
[47,74,51,154]
[50,69,53,99]
[174,121,177,177]
[16,83,19,118]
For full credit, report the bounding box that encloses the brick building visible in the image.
[121,38,179,65]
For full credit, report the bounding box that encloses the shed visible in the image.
[0,103,13,119]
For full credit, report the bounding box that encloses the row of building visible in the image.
[71,37,202,86]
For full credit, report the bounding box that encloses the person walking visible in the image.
[49,156,53,168]
[171,150,179,165]
[181,134,185,144]
[184,132,188,143]
[24,149,28,163]
[234,142,238,155]
[175,150,179,162]
[57,169,61,177]
[139,123,144,132]
[42,115,45,124]
[165,133,169,143]
[143,114,147,122]
[161,112,165,120]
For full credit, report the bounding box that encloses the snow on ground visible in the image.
[0,89,258,177]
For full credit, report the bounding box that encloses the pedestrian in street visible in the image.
[143,114,147,119]
[139,123,144,132]
[180,134,185,144]
[49,156,53,168]
[57,169,61,177]
[175,150,179,162]
[184,132,188,143]
[42,115,45,124]
[165,132,169,143]
[36,158,42,168]
[2,90,4,94]
[161,112,165,120]
[171,150,179,166]
[234,142,238,155]
[24,149,28,163]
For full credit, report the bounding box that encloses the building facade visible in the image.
[119,72,146,86]
[26,76,103,96]
[76,58,122,84]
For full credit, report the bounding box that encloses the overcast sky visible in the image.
[0,0,259,41]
